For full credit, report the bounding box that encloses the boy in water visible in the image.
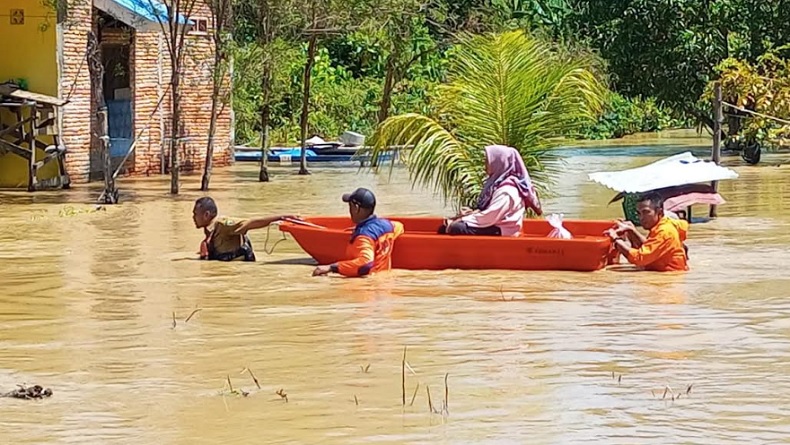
[192,197,294,261]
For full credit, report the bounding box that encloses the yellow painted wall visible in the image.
[0,0,60,188]
[0,0,58,95]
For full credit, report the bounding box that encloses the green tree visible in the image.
[707,51,790,150]
[234,0,303,181]
[365,30,607,209]
[566,0,790,127]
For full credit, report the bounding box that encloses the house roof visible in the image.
[94,0,193,32]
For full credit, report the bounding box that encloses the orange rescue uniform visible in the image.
[626,216,689,272]
[330,215,404,277]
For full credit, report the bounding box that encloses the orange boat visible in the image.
[279,217,618,272]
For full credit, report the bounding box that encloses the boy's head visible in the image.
[193,197,218,228]
[636,192,665,230]
[342,188,376,224]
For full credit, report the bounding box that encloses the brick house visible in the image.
[0,0,232,188]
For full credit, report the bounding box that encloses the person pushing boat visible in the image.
[605,192,689,272]
[192,197,294,261]
[440,145,542,237]
[312,188,404,277]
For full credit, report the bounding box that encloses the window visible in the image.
[188,17,208,36]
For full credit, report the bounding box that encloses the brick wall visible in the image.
[133,28,167,175]
[58,0,233,184]
[59,0,93,183]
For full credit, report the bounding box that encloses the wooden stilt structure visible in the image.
[0,84,70,190]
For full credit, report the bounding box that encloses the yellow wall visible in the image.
[0,0,59,95]
[0,0,60,188]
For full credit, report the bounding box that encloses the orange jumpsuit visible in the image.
[330,216,404,277]
[626,217,689,272]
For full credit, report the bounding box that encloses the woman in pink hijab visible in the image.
[439,145,542,237]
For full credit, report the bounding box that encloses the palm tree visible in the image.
[365,30,608,209]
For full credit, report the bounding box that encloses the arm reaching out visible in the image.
[234,215,298,234]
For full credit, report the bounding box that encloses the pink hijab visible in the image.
[476,145,542,215]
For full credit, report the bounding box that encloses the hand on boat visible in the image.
[312,265,332,276]
[614,220,636,234]
[604,220,635,239]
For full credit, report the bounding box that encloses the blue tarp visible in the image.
[272,148,318,158]
[104,0,192,26]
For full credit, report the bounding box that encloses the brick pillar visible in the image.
[59,0,94,183]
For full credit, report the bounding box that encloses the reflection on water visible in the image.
[2,138,790,444]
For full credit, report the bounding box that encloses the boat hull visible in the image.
[279,217,617,272]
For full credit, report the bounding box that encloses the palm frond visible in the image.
[367,114,481,207]
[365,30,608,207]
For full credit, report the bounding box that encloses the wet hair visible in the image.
[195,197,218,217]
[638,192,664,211]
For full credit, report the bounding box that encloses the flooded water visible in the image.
[2,134,790,444]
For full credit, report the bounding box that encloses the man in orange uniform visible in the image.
[312,188,404,277]
[606,192,689,272]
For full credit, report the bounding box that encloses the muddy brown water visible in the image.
[2,134,790,444]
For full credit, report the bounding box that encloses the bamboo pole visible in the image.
[710,82,722,218]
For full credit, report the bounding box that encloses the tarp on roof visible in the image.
[94,0,192,31]
[588,151,739,193]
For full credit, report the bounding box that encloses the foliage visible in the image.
[366,31,607,209]
[232,39,441,145]
[580,93,678,139]
[707,51,790,149]
[232,40,302,145]
[565,0,790,127]
[228,0,787,159]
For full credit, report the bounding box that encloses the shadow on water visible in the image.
[263,257,317,266]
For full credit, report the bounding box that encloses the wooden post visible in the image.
[98,106,117,203]
[709,82,723,218]
[27,104,37,192]
[259,61,272,182]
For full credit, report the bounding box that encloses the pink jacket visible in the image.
[461,185,525,237]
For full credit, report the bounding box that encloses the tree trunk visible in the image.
[378,52,397,124]
[87,30,117,203]
[169,15,180,195]
[298,32,317,176]
[202,0,231,191]
[201,59,222,191]
[259,59,272,182]
[170,72,181,194]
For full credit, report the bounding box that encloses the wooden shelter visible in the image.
[0,84,70,190]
